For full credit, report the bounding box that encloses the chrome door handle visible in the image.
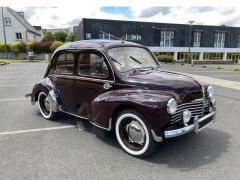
[103,83,112,90]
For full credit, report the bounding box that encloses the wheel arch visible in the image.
[110,104,146,130]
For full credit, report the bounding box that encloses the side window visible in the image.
[78,52,109,77]
[56,52,74,73]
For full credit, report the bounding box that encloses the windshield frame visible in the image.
[107,45,160,73]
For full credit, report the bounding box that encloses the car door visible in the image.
[52,50,76,114]
[74,50,114,121]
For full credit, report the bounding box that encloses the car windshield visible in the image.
[108,47,159,72]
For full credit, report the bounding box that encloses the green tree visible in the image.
[55,31,68,42]
[65,33,74,42]
[42,32,55,42]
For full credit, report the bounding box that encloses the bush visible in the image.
[25,41,32,52]
[31,41,52,54]
[156,54,174,63]
[65,33,74,42]
[18,41,27,53]
[50,41,64,52]
[0,43,6,52]
[9,42,20,55]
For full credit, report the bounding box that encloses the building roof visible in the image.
[33,26,42,31]
[7,7,41,36]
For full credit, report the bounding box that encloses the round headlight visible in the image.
[207,86,214,98]
[167,98,177,114]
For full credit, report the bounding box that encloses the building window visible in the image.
[214,32,226,48]
[193,31,201,47]
[160,30,174,47]
[16,33,22,40]
[137,35,142,41]
[132,34,137,40]
[203,53,224,60]
[99,33,110,39]
[86,33,91,39]
[238,33,240,48]
[4,18,11,26]
[125,34,142,41]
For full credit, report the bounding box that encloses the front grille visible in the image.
[203,92,210,108]
[170,98,204,123]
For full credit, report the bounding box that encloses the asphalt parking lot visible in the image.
[0,63,240,179]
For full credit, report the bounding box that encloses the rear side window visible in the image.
[56,52,74,73]
[77,52,109,77]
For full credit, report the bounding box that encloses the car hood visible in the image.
[122,70,203,102]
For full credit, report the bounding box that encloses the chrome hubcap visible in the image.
[44,98,50,112]
[126,121,145,145]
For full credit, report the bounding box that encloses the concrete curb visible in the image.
[0,62,10,66]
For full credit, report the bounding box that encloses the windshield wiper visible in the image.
[111,57,122,65]
[129,56,142,64]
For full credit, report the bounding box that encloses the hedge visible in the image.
[156,54,174,63]
[50,41,64,52]
[0,41,65,54]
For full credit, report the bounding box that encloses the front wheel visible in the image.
[115,109,158,157]
[38,91,56,120]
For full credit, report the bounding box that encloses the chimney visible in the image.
[18,11,24,18]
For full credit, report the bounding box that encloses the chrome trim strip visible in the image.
[151,129,163,142]
[61,111,112,131]
[90,118,112,131]
[74,76,114,84]
[165,111,216,138]
[62,110,88,120]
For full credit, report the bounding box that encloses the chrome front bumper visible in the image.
[164,110,216,139]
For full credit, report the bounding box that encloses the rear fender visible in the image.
[31,77,61,112]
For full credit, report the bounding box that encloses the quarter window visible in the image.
[78,52,108,77]
[56,52,74,73]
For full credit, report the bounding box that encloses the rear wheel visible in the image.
[115,109,158,157]
[38,91,56,120]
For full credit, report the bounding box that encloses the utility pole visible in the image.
[188,21,195,64]
[1,7,8,59]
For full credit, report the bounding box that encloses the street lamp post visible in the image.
[188,21,195,64]
[1,7,8,59]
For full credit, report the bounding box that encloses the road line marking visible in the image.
[176,72,240,91]
[0,98,28,102]
[0,84,33,87]
[0,125,75,136]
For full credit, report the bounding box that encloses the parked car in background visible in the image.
[27,40,216,157]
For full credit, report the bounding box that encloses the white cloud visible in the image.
[2,0,240,28]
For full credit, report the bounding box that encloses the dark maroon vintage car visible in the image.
[28,40,216,157]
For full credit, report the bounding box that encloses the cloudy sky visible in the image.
[2,0,240,29]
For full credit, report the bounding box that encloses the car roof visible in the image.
[55,40,144,51]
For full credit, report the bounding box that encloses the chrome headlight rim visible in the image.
[167,98,177,115]
[207,85,214,98]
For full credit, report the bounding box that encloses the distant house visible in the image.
[43,28,69,34]
[0,7,42,43]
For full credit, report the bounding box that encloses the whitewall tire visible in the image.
[115,109,157,157]
[38,91,55,120]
